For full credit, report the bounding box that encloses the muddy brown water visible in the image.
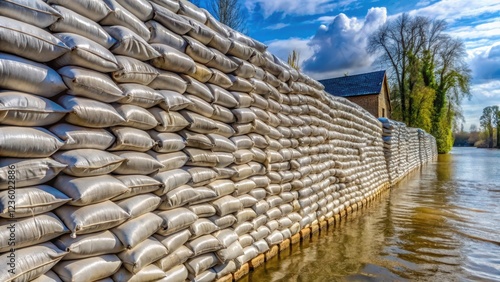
[246,147,500,282]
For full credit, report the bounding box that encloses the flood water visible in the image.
[247,147,500,282]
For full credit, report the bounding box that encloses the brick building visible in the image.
[319,70,391,118]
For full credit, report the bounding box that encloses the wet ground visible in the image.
[247,147,500,281]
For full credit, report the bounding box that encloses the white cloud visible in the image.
[302,7,388,79]
[406,0,500,23]
[265,37,314,68]
[245,0,356,18]
[468,44,500,82]
[264,23,290,30]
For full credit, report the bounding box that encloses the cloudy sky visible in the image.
[197,0,500,129]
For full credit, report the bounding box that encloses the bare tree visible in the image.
[208,0,246,32]
[287,50,301,71]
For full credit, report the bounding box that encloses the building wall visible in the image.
[378,82,391,118]
[346,95,379,118]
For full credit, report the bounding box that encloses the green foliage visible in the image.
[368,14,471,154]
[480,106,496,148]
[287,50,301,71]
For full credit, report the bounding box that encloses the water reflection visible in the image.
[248,148,500,281]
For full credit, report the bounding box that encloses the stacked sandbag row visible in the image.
[379,118,438,185]
[0,0,391,281]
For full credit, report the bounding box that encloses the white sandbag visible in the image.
[227,75,254,92]
[157,264,188,282]
[149,107,190,132]
[186,253,218,277]
[189,19,217,45]
[152,169,192,195]
[0,158,66,189]
[208,214,237,229]
[113,56,159,85]
[118,84,164,108]
[184,148,219,167]
[30,270,62,282]
[0,126,64,158]
[109,127,156,152]
[59,95,125,128]
[154,229,191,253]
[178,0,206,23]
[0,242,66,282]
[112,212,163,249]
[114,104,158,130]
[49,5,116,49]
[189,218,219,239]
[116,193,161,219]
[0,91,67,126]
[232,57,256,79]
[149,69,188,93]
[212,167,237,180]
[179,129,213,149]
[184,36,215,64]
[0,16,69,62]
[235,245,258,268]
[185,234,223,256]
[149,132,185,153]
[213,261,237,279]
[0,212,68,252]
[238,194,258,208]
[58,66,124,102]
[190,186,217,204]
[151,2,192,35]
[146,20,187,51]
[158,184,199,209]
[211,104,236,123]
[206,47,239,73]
[104,25,160,61]
[112,264,166,282]
[52,33,120,72]
[231,91,253,108]
[203,9,229,37]
[113,175,161,200]
[53,254,122,282]
[233,179,257,196]
[149,151,189,171]
[158,90,193,111]
[54,174,128,206]
[50,124,114,150]
[184,96,214,117]
[189,204,217,218]
[55,201,129,236]
[213,195,243,216]
[227,39,254,60]
[151,43,197,74]
[185,166,218,187]
[54,230,124,260]
[230,136,254,149]
[0,53,67,97]
[208,84,239,108]
[100,0,151,40]
[113,151,164,174]
[156,207,198,236]
[0,185,69,218]
[0,0,61,28]
[52,149,124,176]
[182,75,214,101]
[253,239,269,254]
[207,180,235,197]
[47,0,111,22]
[115,0,153,21]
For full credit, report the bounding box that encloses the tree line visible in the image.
[454,106,500,149]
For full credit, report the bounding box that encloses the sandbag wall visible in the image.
[0,1,389,281]
[379,118,438,185]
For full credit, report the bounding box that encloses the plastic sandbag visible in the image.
[105,25,160,61]
[59,95,125,128]
[156,207,198,236]
[119,84,164,108]
[54,230,124,260]
[0,158,66,189]
[52,149,124,177]
[53,254,122,282]
[112,212,163,249]
[0,53,67,97]
[0,0,61,28]
[0,185,69,218]
[0,126,64,158]
[109,127,156,152]
[101,0,151,41]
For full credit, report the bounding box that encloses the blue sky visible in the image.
[196,0,500,129]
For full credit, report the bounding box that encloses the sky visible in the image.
[196,0,500,129]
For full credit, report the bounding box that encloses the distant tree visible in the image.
[493,106,500,148]
[208,0,246,32]
[287,50,301,71]
[480,106,496,148]
[469,124,478,132]
[368,13,471,154]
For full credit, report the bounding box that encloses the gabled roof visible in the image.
[319,70,386,98]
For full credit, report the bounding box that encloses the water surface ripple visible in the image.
[247,147,500,282]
